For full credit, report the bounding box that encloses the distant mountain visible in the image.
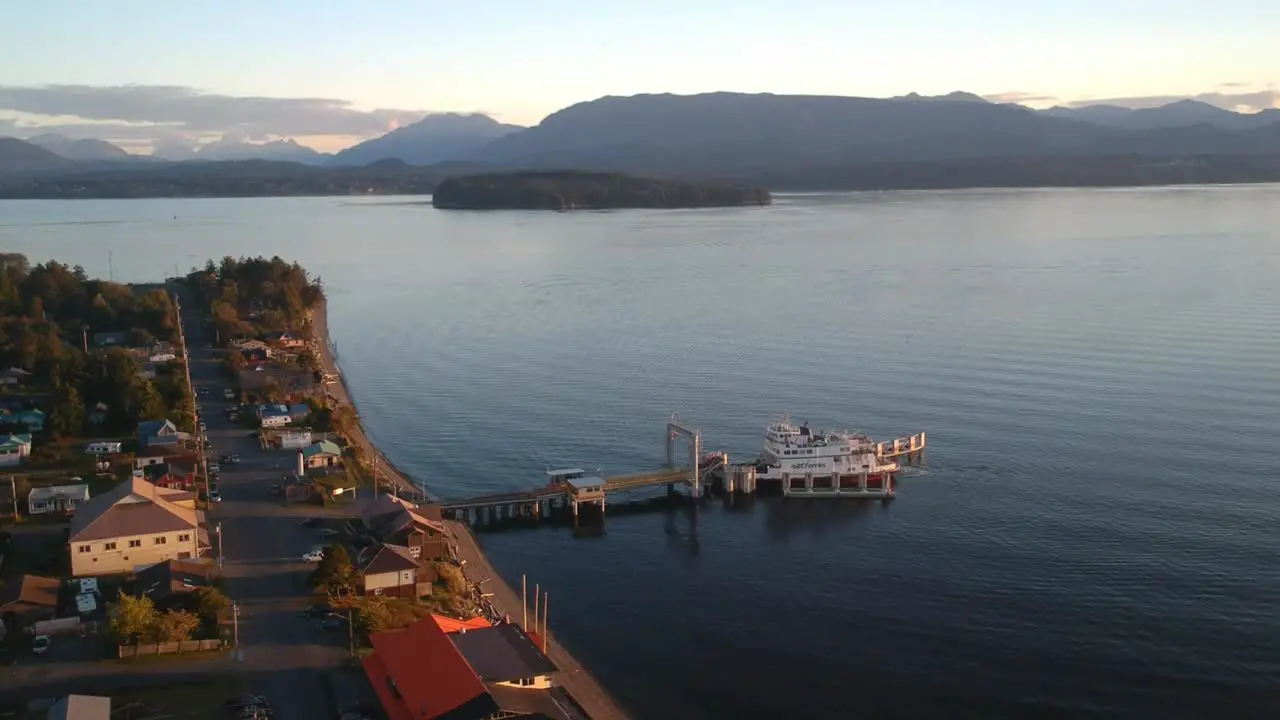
[463,92,1114,171]
[0,137,74,174]
[459,92,1280,177]
[329,113,523,166]
[158,138,330,165]
[1041,99,1280,131]
[26,133,129,160]
[891,91,989,103]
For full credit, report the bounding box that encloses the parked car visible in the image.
[31,635,51,654]
[299,603,330,619]
[319,616,344,631]
[220,453,233,463]
[302,549,324,563]
[229,454,241,464]
[198,421,207,432]
[209,490,223,503]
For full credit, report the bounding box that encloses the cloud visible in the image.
[1064,89,1280,112]
[0,84,434,149]
[981,91,1059,105]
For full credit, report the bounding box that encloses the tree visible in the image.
[48,381,85,438]
[129,328,156,347]
[311,544,357,598]
[134,380,166,421]
[109,593,159,642]
[356,598,394,636]
[155,610,201,642]
[193,587,231,621]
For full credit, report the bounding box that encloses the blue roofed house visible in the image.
[0,434,32,467]
[301,440,342,470]
[5,408,45,433]
[138,419,182,449]
[288,403,310,422]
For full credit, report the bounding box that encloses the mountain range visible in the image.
[4,93,1280,189]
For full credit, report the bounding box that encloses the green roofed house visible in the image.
[301,440,342,470]
[0,434,32,467]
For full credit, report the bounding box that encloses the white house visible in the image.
[29,484,91,515]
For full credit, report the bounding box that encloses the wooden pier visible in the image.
[440,414,925,530]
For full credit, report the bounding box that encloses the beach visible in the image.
[310,299,630,720]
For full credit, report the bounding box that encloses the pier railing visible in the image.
[875,432,926,459]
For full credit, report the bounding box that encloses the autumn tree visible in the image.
[155,610,202,642]
[193,586,231,622]
[109,593,159,643]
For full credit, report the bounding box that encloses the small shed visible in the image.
[48,694,111,720]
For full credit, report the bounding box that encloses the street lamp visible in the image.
[328,611,355,658]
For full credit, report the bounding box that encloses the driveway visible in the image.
[181,298,359,720]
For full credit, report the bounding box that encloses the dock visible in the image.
[441,414,926,530]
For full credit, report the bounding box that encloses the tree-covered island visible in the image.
[431,170,772,210]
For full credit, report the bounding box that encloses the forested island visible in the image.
[431,170,772,210]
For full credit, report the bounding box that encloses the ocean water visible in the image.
[3,188,1279,718]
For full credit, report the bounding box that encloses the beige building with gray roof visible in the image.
[68,477,208,577]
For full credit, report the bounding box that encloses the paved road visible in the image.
[182,300,356,720]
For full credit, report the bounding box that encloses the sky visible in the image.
[2,0,1277,153]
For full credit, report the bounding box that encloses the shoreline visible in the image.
[310,298,631,720]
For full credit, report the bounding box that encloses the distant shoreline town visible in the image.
[4,92,1280,198]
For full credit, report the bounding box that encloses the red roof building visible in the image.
[363,616,499,720]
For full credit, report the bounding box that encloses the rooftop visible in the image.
[29,484,90,502]
[359,543,420,576]
[365,617,498,720]
[302,439,342,458]
[136,558,216,598]
[0,574,60,611]
[449,623,559,684]
[69,477,199,542]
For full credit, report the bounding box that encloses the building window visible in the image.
[104,542,117,551]
[78,544,91,553]
[178,533,190,542]
[154,536,167,545]
[129,539,142,548]
[373,588,383,596]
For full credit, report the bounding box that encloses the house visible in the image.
[135,558,216,604]
[0,574,60,627]
[259,404,292,427]
[279,429,312,449]
[68,477,206,577]
[265,331,307,349]
[288,403,310,422]
[0,367,32,387]
[362,617,564,720]
[364,497,447,565]
[28,484,91,515]
[0,434,32,467]
[3,408,45,432]
[86,402,109,426]
[356,544,423,598]
[48,694,111,720]
[134,445,177,469]
[301,440,342,469]
[141,460,197,490]
[92,332,127,347]
[137,418,182,449]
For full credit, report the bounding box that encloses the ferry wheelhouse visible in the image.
[754,414,898,497]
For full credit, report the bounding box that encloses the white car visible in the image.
[302,549,325,563]
[32,635,51,654]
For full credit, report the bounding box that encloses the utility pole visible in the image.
[81,326,88,354]
[372,455,379,499]
[542,592,548,653]
[347,609,355,658]
[8,476,17,519]
[232,603,240,646]
[216,522,224,568]
[521,574,527,630]
[533,584,539,634]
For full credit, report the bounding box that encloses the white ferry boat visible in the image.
[753,414,900,497]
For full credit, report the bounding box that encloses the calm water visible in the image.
[4,189,1280,718]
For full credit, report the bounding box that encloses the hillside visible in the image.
[0,137,75,174]
[432,170,770,210]
[462,92,1280,175]
[330,113,523,166]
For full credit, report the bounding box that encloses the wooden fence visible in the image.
[117,639,223,657]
